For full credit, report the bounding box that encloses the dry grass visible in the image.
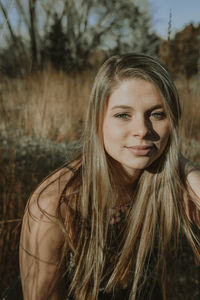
[177,75,200,163]
[0,150,23,292]
[0,68,200,296]
[0,65,95,142]
[0,66,95,293]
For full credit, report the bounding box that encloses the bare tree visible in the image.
[0,0,29,76]
[0,0,159,74]
[43,0,159,68]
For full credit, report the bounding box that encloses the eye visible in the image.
[150,111,166,120]
[114,113,131,120]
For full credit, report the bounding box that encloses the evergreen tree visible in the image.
[42,14,67,70]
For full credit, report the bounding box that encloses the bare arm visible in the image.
[19,168,73,300]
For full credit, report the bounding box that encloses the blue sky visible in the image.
[1,0,200,43]
[149,0,200,38]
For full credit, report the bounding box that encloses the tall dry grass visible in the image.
[0,153,23,293]
[0,66,95,293]
[0,65,95,142]
[0,67,200,296]
[177,75,200,163]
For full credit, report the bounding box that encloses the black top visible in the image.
[65,165,163,299]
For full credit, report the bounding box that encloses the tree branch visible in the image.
[0,1,17,44]
[28,0,38,70]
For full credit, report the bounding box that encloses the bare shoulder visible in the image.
[182,157,200,227]
[186,168,200,201]
[19,160,81,299]
[20,160,81,260]
[183,157,200,205]
[27,159,81,218]
[19,161,81,299]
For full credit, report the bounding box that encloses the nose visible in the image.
[131,115,149,138]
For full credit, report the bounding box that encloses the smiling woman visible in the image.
[103,79,170,174]
[19,53,200,300]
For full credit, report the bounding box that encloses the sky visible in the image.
[148,0,200,38]
[1,0,200,44]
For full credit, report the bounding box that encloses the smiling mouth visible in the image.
[126,146,154,155]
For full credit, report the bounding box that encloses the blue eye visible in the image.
[151,112,166,120]
[114,113,130,120]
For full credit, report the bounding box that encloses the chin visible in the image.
[122,158,154,171]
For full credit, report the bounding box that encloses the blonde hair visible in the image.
[57,54,199,299]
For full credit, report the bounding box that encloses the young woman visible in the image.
[19,53,200,300]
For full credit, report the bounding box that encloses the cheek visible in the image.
[102,120,111,148]
[156,122,170,148]
[103,119,123,142]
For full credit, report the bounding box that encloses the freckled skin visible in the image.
[102,79,170,177]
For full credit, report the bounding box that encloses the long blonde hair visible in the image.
[58,53,199,299]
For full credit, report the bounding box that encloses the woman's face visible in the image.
[102,78,170,177]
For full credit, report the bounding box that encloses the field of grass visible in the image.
[0,67,199,297]
[0,66,95,294]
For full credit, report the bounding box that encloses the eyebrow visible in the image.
[111,104,163,111]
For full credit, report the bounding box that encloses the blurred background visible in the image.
[0,0,199,298]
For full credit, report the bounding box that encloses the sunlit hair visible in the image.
[57,54,199,299]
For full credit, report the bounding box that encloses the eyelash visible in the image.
[150,112,166,120]
[114,112,166,121]
[114,113,131,120]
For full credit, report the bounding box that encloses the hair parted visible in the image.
[41,53,199,299]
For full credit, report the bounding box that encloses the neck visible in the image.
[107,156,141,205]
[126,169,141,185]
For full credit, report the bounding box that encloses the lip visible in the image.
[126,145,154,155]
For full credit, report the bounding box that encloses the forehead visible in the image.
[107,78,164,109]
